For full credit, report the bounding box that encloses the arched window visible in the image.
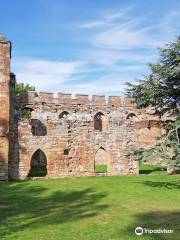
[21,107,33,119]
[59,111,70,129]
[94,112,105,131]
[59,111,69,119]
[28,149,47,177]
[95,147,107,173]
[126,113,137,120]
[30,119,47,136]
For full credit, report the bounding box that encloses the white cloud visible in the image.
[161,10,180,36]
[80,6,134,29]
[80,20,107,29]
[85,49,156,66]
[80,7,180,51]
[59,74,129,96]
[12,57,134,96]
[12,58,85,91]
[11,6,180,96]
[93,27,156,50]
[78,6,180,91]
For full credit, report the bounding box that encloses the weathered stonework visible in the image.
[0,35,168,180]
[0,36,11,180]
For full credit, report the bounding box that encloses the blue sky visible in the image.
[0,0,180,96]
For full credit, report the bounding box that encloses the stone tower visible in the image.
[0,35,11,180]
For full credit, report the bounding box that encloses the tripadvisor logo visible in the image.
[135,226,174,235]
[135,227,143,235]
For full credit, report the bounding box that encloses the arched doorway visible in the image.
[95,147,107,174]
[28,149,47,177]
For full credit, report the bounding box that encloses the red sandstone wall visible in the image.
[9,88,168,179]
[0,36,171,180]
[0,38,11,180]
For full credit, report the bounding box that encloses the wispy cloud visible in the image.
[78,6,180,92]
[12,58,85,91]
[85,49,156,65]
[80,6,134,29]
[58,74,130,95]
[12,5,180,95]
[12,57,134,95]
[80,6,180,51]
[93,27,157,50]
[161,10,180,36]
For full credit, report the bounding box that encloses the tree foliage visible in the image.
[126,36,180,171]
[15,82,35,97]
[126,36,180,115]
[14,82,35,119]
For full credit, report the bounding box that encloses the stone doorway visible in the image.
[28,149,47,177]
[95,147,107,175]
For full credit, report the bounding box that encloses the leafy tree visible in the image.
[126,36,180,115]
[15,82,35,97]
[14,82,35,119]
[126,36,180,172]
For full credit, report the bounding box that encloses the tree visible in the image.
[126,36,180,172]
[126,36,180,115]
[15,82,35,97]
[14,82,36,119]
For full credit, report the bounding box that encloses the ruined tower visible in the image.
[0,35,11,180]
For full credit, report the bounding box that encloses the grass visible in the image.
[0,175,180,240]
[95,164,107,173]
[139,164,167,175]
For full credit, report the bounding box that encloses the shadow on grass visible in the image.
[0,182,108,238]
[142,180,180,190]
[122,211,180,240]
[139,165,166,175]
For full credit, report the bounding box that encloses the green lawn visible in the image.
[139,164,167,175]
[95,164,107,173]
[0,175,180,240]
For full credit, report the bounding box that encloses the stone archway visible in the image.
[94,147,108,174]
[28,149,47,177]
[126,113,137,120]
[59,111,69,119]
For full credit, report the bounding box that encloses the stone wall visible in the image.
[0,35,168,180]
[8,91,167,179]
[0,36,11,180]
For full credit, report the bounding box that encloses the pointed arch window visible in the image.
[94,112,107,131]
[30,119,47,136]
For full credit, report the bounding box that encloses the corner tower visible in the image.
[0,35,11,180]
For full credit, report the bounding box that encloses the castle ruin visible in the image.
[0,35,167,180]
